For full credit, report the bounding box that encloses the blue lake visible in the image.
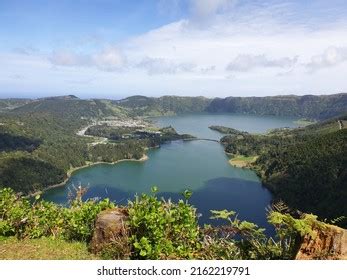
[44,113,299,233]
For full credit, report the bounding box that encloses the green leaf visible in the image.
[140,250,147,257]
[182,189,192,200]
[151,186,158,193]
[210,209,236,220]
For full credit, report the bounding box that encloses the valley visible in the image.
[0,93,346,260]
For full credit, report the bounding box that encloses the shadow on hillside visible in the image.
[0,132,41,152]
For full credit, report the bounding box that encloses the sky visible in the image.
[1,0,347,99]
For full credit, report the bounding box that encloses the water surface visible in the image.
[154,113,298,140]
[44,114,298,232]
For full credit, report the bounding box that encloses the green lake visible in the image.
[43,113,299,232]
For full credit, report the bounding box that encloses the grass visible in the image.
[0,236,98,260]
[229,155,258,168]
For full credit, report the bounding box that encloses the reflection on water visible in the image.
[44,114,298,235]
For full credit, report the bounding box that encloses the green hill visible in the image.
[116,93,347,120]
[11,97,126,122]
[220,115,347,226]
[0,96,191,194]
[115,95,211,116]
[206,94,347,120]
[0,98,32,112]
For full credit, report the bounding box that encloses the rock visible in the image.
[90,208,129,254]
[295,224,347,260]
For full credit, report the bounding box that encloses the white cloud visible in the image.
[226,54,298,72]
[306,46,347,72]
[49,47,125,71]
[200,65,216,73]
[3,1,347,97]
[92,47,125,72]
[49,51,90,67]
[136,57,196,75]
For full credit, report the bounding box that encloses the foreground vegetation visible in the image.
[0,188,332,260]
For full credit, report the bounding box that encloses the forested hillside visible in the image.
[115,95,211,116]
[206,94,347,120]
[220,115,347,226]
[11,96,128,121]
[0,96,193,195]
[116,93,347,120]
[0,98,32,112]
[0,97,131,194]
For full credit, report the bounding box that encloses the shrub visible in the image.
[0,187,335,260]
[127,187,201,259]
[63,198,114,241]
[0,188,114,241]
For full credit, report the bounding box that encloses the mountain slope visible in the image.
[115,95,211,116]
[206,93,347,120]
[0,98,32,112]
[11,97,124,121]
[115,93,347,120]
[220,115,347,226]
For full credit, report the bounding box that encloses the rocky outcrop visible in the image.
[296,224,347,260]
[90,208,129,254]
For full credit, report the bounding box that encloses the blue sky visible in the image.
[1,0,347,98]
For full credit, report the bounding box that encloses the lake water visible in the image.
[43,113,298,233]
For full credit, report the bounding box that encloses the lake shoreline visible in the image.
[28,154,149,198]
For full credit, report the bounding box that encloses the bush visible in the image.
[0,188,114,241]
[64,199,114,241]
[127,187,201,259]
[0,187,333,260]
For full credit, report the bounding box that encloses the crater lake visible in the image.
[43,113,299,232]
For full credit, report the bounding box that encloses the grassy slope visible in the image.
[229,155,258,168]
[0,236,98,260]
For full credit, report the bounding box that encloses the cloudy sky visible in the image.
[1,0,347,98]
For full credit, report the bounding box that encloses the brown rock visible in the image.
[296,224,347,260]
[90,208,129,254]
